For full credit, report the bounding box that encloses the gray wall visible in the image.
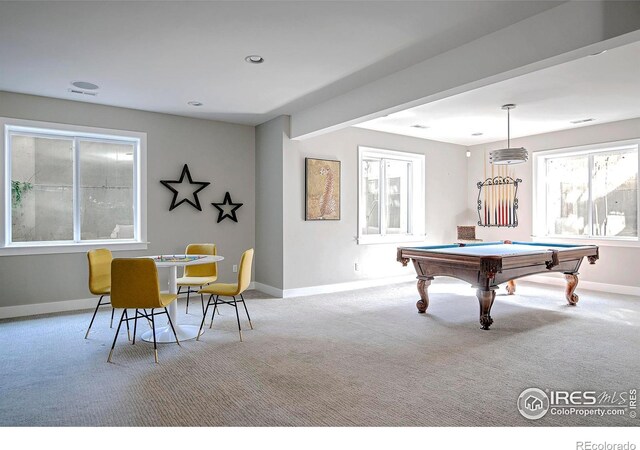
[0,91,255,307]
[284,126,469,289]
[255,116,286,289]
[466,117,640,288]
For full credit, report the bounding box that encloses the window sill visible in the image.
[357,234,427,245]
[531,235,640,248]
[0,241,149,256]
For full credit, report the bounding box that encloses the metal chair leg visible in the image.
[233,296,243,342]
[132,309,138,345]
[110,307,115,328]
[151,309,158,364]
[165,307,180,346]
[200,286,205,315]
[107,309,127,363]
[124,309,131,341]
[186,288,191,314]
[210,295,220,329]
[240,293,253,330]
[85,295,104,339]
[143,309,153,329]
[197,296,212,341]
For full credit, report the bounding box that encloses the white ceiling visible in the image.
[0,1,560,125]
[355,39,640,146]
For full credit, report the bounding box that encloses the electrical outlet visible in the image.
[354,262,359,271]
[232,264,238,273]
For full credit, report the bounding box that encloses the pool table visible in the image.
[397,241,599,330]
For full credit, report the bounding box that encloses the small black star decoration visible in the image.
[160,164,210,211]
[211,192,243,223]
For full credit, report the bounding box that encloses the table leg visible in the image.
[506,280,516,295]
[564,273,579,305]
[416,278,433,313]
[476,288,496,330]
[142,266,201,343]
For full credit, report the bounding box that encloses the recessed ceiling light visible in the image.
[588,50,607,56]
[410,124,429,129]
[471,132,483,136]
[187,101,203,107]
[245,55,264,64]
[71,81,99,90]
[570,118,595,124]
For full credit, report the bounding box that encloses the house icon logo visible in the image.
[517,388,550,420]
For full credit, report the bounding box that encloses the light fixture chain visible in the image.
[507,107,510,147]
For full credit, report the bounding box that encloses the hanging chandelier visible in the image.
[489,104,528,165]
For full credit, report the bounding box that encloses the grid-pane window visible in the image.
[362,159,380,235]
[545,154,589,236]
[4,123,141,249]
[79,140,135,240]
[538,144,638,239]
[384,159,410,235]
[358,147,424,243]
[11,135,74,242]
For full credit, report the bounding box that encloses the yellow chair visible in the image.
[197,249,254,342]
[85,248,117,339]
[108,258,180,364]
[177,243,218,314]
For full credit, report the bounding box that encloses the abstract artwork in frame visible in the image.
[305,157,341,221]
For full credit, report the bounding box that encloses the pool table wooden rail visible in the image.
[397,242,599,330]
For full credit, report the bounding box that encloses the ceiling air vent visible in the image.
[68,88,98,97]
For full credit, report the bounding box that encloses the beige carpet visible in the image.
[0,279,638,426]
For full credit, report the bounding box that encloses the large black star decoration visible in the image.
[212,192,243,223]
[160,164,210,211]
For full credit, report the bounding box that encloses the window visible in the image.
[1,117,147,255]
[358,146,425,244]
[534,141,639,242]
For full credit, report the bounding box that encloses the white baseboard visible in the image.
[281,274,416,298]
[252,282,284,298]
[0,297,97,320]
[0,283,260,320]
[526,274,640,297]
[6,276,634,320]
[252,276,416,299]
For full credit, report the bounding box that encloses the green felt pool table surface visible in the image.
[406,241,593,257]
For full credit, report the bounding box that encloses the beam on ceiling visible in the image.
[290,1,640,140]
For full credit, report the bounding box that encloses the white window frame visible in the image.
[533,139,640,247]
[0,117,148,256]
[357,146,425,245]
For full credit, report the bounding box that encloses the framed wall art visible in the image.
[305,157,341,221]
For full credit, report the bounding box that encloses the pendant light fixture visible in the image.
[489,104,528,165]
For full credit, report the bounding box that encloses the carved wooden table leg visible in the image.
[506,280,516,295]
[476,288,496,330]
[416,278,433,313]
[564,273,579,305]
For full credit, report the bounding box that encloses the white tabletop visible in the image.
[144,254,224,267]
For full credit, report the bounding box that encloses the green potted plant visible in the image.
[11,180,33,209]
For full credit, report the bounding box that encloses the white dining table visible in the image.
[140,254,224,343]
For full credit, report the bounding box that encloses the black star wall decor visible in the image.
[160,164,210,211]
[212,192,243,223]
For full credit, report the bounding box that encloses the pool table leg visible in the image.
[416,277,433,313]
[506,280,516,295]
[476,288,496,330]
[564,273,579,305]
